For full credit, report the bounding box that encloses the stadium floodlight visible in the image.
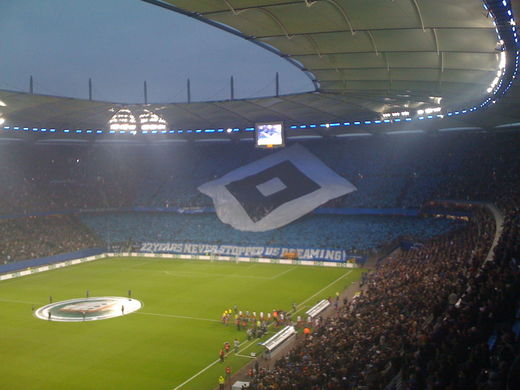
[417,107,442,116]
[487,51,507,95]
[381,110,411,120]
[139,110,168,132]
[0,100,6,107]
[0,116,5,126]
[108,108,137,133]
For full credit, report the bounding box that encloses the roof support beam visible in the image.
[365,31,380,56]
[324,0,355,35]
[254,26,495,40]
[319,79,488,86]
[204,0,316,15]
[432,28,440,55]
[304,0,318,7]
[223,0,239,15]
[223,3,294,40]
[308,66,495,73]
[383,52,391,91]
[291,49,498,56]
[383,53,390,72]
[409,0,426,31]
[439,51,445,86]
[323,90,437,105]
[304,34,323,58]
[252,8,294,39]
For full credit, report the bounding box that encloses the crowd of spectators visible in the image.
[0,215,103,264]
[245,197,520,390]
[79,212,460,254]
[0,143,141,215]
[1,131,520,215]
[3,131,515,268]
[1,130,519,270]
[397,204,520,390]
[244,205,513,389]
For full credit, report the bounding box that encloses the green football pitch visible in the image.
[0,257,364,390]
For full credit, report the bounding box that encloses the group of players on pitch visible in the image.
[221,304,320,335]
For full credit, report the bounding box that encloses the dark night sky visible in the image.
[0,0,314,103]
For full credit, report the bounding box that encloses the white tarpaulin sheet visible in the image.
[198,144,356,232]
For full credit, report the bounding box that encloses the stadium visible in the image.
[1,1,520,389]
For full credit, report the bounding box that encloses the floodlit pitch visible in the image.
[0,257,364,390]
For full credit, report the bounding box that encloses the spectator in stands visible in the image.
[0,215,103,264]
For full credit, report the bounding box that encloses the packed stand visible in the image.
[246,208,496,390]
[2,132,520,216]
[0,143,142,215]
[0,215,103,264]
[398,201,520,390]
[79,212,461,254]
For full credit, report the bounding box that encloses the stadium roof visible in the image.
[1,0,520,141]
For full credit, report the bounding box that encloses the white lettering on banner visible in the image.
[265,247,280,256]
[138,242,363,263]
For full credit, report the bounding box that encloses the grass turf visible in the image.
[0,257,364,390]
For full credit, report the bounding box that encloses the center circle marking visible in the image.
[34,297,142,322]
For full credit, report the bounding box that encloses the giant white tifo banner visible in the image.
[198,144,356,232]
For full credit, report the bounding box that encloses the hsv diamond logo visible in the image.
[34,297,142,322]
[198,144,356,232]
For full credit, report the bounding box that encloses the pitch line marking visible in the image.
[297,270,352,309]
[172,337,256,390]
[0,297,38,305]
[124,258,297,280]
[126,260,150,269]
[173,358,221,390]
[235,271,353,356]
[235,270,350,355]
[236,338,259,355]
[163,265,297,280]
[235,353,255,359]
[163,270,275,280]
[137,311,220,323]
[269,266,297,279]
[171,269,354,389]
